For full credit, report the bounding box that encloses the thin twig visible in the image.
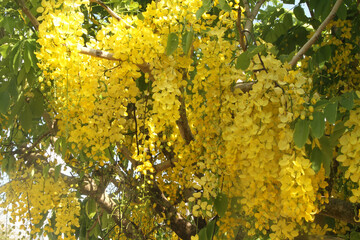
[102,224,117,239]
[236,6,247,51]
[79,47,154,79]
[26,192,33,233]
[19,131,52,159]
[86,213,100,240]
[289,0,343,67]
[89,0,133,28]
[242,29,267,73]
[90,0,122,21]
[133,107,140,156]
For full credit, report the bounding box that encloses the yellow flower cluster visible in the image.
[337,102,360,203]
[0,163,80,239]
[305,20,360,94]
[34,0,334,238]
[175,51,328,237]
[326,20,360,92]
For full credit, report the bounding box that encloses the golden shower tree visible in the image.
[1,0,360,239]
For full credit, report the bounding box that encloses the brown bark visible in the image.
[150,183,198,240]
[15,0,40,31]
[80,177,146,240]
[319,198,360,226]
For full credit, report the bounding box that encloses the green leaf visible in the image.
[218,0,231,12]
[319,136,332,176]
[101,213,112,229]
[166,32,179,56]
[317,45,332,65]
[0,44,9,58]
[313,99,329,110]
[329,121,346,147]
[137,12,144,20]
[310,111,325,138]
[264,30,278,43]
[214,192,228,217]
[12,45,22,71]
[309,0,330,19]
[196,7,206,20]
[350,231,360,240]
[24,41,34,73]
[17,67,26,85]
[283,13,293,28]
[236,52,250,70]
[1,156,8,173]
[310,147,323,173]
[206,218,217,239]
[19,104,33,131]
[196,0,212,19]
[43,165,50,179]
[293,6,308,22]
[246,44,266,58]
[54,164,62,181]
[340,92,354,110]
[337,2,347,20]
[0,91,10,114]
[182,28,194,56]
[202,0,212,10]
[30,91,45,118]
[293,119,309,148]
[274,23,287,36]
[283,0,295,4]
[2,17,13,34]
[198,227,208,240]
[86,198,97,219]
[324,102,337,124]
[90,224,101,237]
[8,155,16,174]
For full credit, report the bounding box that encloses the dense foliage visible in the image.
[1,0,360,239]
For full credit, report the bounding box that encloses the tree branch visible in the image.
[119,145,138,168]
[154,160,174,173]
[78,47,153,77]
[19,130,52,160]
[243,0,266,40]
[150,183,199,240]
[242,0,251,17]
[234,81,256,93]
[176,96,194,145]
[80,177,146,239]
[319,197,360,226]
[289,0,343,67]
[79,46,118,60]
[15,0,40,31]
